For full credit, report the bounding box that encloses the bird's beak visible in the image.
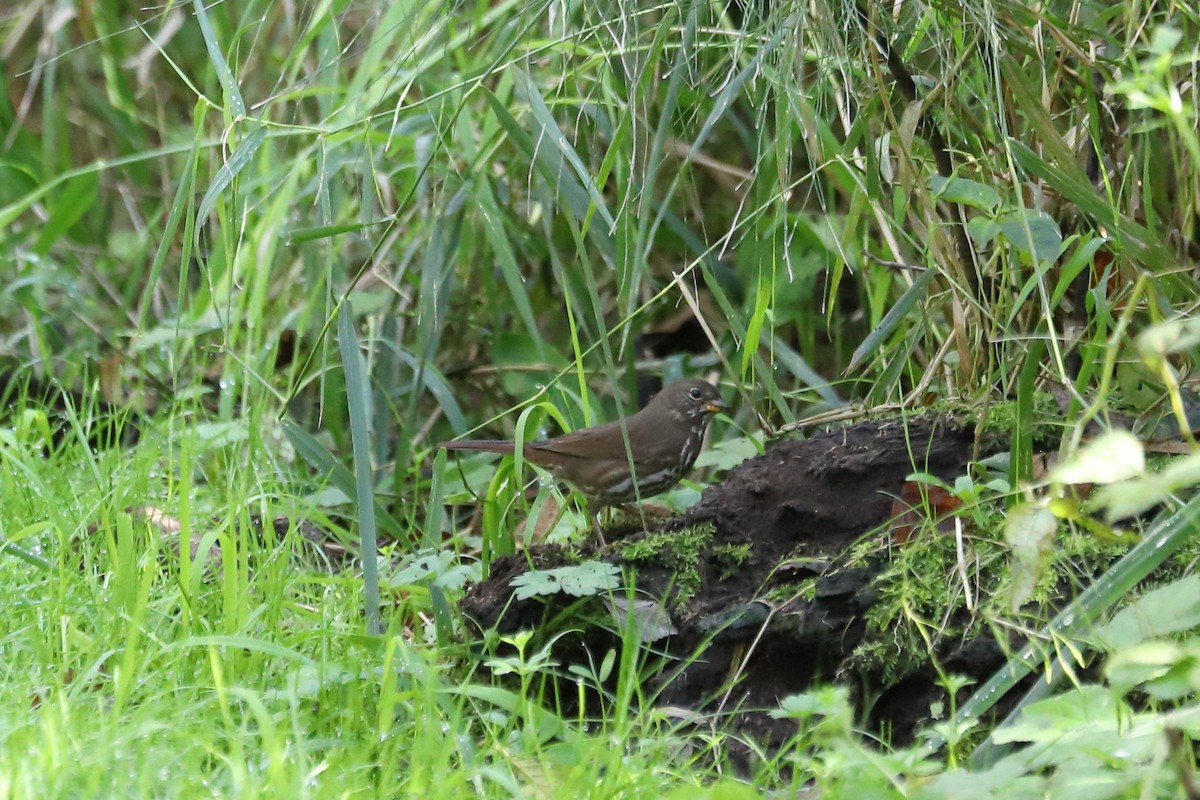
[704,400,727,414]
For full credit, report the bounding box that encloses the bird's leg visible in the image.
[589,503,608,547]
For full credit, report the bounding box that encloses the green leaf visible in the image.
[281,422,406,542]
[386,549,479,592]
[1007,138,1172,268]
[663,780,762,800]
[510,72,615,237]
[991,685,1120,743]
[192,0,246,116]
[1138,318,1200,361]
[473,179,543,343]
[1105,640,1185,697]
[1089,475,1170,522]
[510,561,621,600]
[1088,450,1200,522]
[930,176,1001,210]
[339,302,383,636]
[1096,575,1200,651]
[693,434,763,471]
[997,209,1062,263]
[966,217,1001,247]
[169,635,316,666]
[196,124,266,223]
[1047,430,1144,485]
[441,684,565,744]
[32,172,98,255]
[1004,502,1058,610]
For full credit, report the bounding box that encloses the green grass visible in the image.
[0,419,741,797]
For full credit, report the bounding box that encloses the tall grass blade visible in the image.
[338,301,384,636]
[848,268,936,372]
[281,421,406,541]
[190,0,246,116]
[514,70,616,236]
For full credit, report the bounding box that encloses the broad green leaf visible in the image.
[1097,575,1200,650]
[1048,430,1144,485]
[931,176,1001,210]
[967,217,1001,247]
[992,685,1120,743]
[1111,642,1199,700]
[997,209,1062,263]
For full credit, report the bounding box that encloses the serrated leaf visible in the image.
[510,561,621,600]
[1004,502,1058,610]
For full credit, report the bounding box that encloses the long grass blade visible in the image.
[338,301,384,636]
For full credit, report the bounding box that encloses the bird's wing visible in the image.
[529,419,641,462]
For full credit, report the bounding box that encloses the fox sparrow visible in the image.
[439,378,726,509]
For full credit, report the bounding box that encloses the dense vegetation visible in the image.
[3,0,1200,796]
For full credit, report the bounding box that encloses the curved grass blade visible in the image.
[196,124,266,224]
[513,70,616,236]
[191,0,246,116]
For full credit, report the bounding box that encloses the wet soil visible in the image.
[460,416,1012,753]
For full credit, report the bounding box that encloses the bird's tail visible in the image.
[438,439,517,455]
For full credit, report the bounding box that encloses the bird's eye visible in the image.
[688,387,703,401]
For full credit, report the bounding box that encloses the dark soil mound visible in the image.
[461,416,1001,752]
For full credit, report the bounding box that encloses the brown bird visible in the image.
[439,378,726,510]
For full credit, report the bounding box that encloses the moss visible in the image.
[765,579,819,604]
[618,524,715,612]
[845,489,1192,688]
[710,542,752,579]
